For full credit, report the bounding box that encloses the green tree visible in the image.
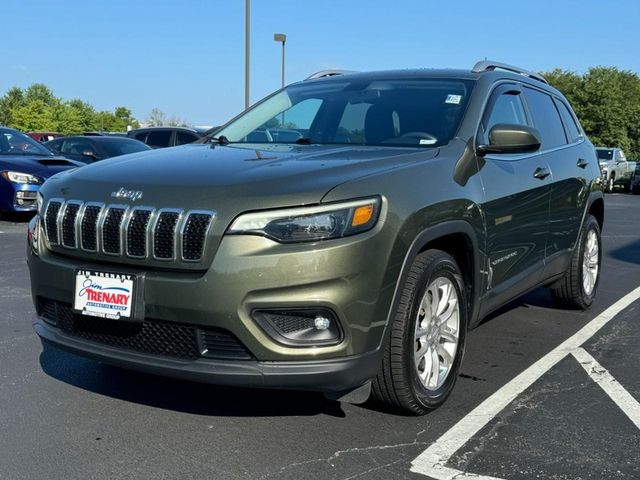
[543,67,640,159]
[0,83,140,134]
[0,87,25,126]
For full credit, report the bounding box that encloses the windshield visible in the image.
[100,138,151,157]
[597,149,614,161]
[0,128,54,156]
[214,78,474,148]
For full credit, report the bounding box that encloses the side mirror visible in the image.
[477,124,541,156]
[82,150,97,160]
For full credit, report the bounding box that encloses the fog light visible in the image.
[252,308,342,346]
[314,316,331,330]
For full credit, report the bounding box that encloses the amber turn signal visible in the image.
[352,204,374,227]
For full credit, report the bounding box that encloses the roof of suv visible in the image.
[300,61,562,97]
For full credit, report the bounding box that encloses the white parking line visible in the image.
[572,347,640,429]
[411,286,640,479]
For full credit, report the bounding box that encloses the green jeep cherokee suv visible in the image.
[28,61,604,414]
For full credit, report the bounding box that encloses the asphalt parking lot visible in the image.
[1,194,639,480]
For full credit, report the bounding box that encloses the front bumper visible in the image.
[34,317,380,392]
[0,182,39,211]
[28,216,397,391]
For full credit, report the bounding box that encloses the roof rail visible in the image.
[471,60,548,84]
[305,69,357,81]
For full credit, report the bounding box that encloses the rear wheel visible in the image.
[551,214,601,310]
[372,250,467,415]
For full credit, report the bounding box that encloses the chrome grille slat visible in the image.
[153,210,181,260]
[44,200,213,263]
[126,208,153,258]
[102,207,127,255]
[80,204,103,252]
[61,202,81,248]
[45,201,62,245]
[182,212,214,261]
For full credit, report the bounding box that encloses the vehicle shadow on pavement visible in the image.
[478,287,558,326]
[609,239,640,265]
[39,343,347,418]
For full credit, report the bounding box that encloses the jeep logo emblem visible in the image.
[111,187,143,202]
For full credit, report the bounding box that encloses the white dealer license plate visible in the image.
[74,269,135,319]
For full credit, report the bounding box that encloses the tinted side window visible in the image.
[47,140,62,152]
[523,87,566,148]
[484,92,528,143]
[175,131,199,145]
[555,99,582,143]
[61,139,94,155]
[134,132,148,142]
[146,130,172,148]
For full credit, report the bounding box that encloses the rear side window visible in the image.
[175,131,199,145]
[60,139,95,155]
[555,99,582,143]
[523,87,566,149]
[146,130,172,148]
[483,92,528,143]
[133,132,148,142]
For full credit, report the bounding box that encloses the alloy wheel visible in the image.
[413,277,460,391]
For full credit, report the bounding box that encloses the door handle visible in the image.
[577,158,589,168]
[533,167,551,180]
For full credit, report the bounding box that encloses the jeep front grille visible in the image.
[43,199,214,263]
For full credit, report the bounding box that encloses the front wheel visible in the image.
[551,214,601,310]
[372,250,467,415]
[605,175,615,193]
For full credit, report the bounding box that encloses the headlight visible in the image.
[1,170,43,185]
[228,197,381,243]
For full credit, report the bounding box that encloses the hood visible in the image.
[41,143,437,212]
[0,154,83,179]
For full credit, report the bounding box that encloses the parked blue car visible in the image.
[0,127,84,213]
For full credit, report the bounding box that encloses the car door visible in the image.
[477,83,552,313]
[528,92,594,278]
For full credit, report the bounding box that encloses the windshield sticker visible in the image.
[445,94,462,104]
[419,138,437,145]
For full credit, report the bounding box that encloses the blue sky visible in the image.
[2,0,639,126]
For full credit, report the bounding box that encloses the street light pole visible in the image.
[245,0,250,110]
[274,33,287,89]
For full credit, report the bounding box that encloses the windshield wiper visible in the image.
[209,135,230,145]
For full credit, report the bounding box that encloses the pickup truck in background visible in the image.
[597,147,636,193]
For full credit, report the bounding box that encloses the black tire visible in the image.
[551,214,601,310]
[372,249,467,415]
[632,183,640,195]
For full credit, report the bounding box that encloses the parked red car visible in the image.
[27,132,64,143]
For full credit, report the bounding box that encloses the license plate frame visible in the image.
[73,269,143,321]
